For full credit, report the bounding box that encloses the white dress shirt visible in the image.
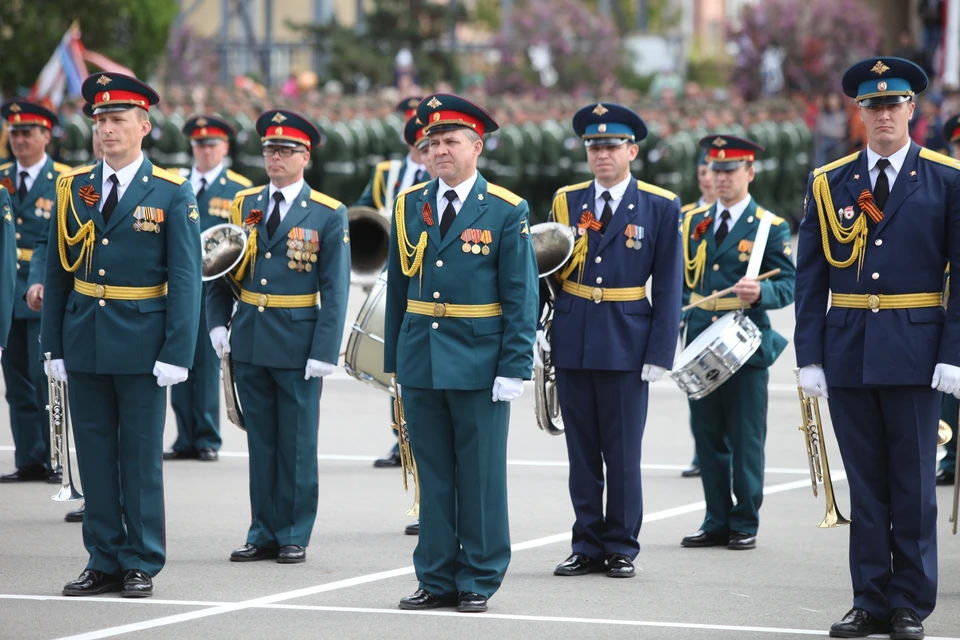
[267,179,305,222]
[399,155,426,193]
[101,153,145,212]
[436,172,479,225]
[713,194,753,234]
[16,154,48,194]
[191,163,223,197]
[866,140,910,191]
[593,175,632,220]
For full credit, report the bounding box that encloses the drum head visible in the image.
[674,312,740,369]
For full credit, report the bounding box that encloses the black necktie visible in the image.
[101,174,119,224]
[439,190,457,240]
[599,191,613,233]
[18,171,28,201]
[267,191,283,240]
[715,209,731,245]
[196,176,207,201]
[874,158,891,211]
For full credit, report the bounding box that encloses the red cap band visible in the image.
[424,110,486,137]
[263,125,311,147]
[7,112,52,129]
[951,126,960,143]
[94,89,150,110]
[192,126,229,141]
[707,148,755,163]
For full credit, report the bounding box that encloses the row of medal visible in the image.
[460,229,493,255]
[34,198,54,219]
[623,224,643,250]
[288,227,320,271]
[132,206,165,233]
[208,197,232,219]
[737,239,754,262]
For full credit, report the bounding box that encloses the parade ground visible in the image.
[1,243,959,640]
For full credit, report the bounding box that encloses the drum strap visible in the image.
[383,161,403,215]
[745,208,773,279]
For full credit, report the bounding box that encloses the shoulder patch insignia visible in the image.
[488,183,523,206]
[3,204,12,223]
[153,165,187,185]
[343,228,350,245]
[226,170,253,187]
[520,217,530,238]
[310,189,343,210]
[637,180,678,201]
[188,202,200,224]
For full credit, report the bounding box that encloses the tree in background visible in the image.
[730,0,881,101]
[0,0,177,94]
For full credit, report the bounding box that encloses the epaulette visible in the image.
[556,180,592,195]
[919,147,960,171]
[0,162,13,172]
[235,185,265,199]
[684,203,712,217]
[756,209,785,226]
[310,189,343,210]
[680,202,698,213]
[637,180,677,201]
[153,165,187,185]
[487,184,523,206]
[398,181,430,198]
[226,170,253,187]
[813,151,858,177]
[52,162,72,174]
[60,164,96,179]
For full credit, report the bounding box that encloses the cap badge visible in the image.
[597,123,606,133]
[102,92,110,102]
[871,61,890,75]
[275,127,283,136]
[196,118,208,126]
[427,97,443,109]
[8,103,21,113]
[200,127,207,136]
[432,112,440,122]
[877,81,887,91]
[12,115,20,123]
[271,112,287,123]
[717,150,726,159]
[712,137,727,147]
[592,104,609,116]
[97,75,112,86]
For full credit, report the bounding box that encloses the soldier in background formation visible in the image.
[938,112,960,490]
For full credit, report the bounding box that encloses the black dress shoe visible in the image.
[605,553,636,578]
[728,531,757,550]
[405,520,419,536]
[829,608,887,638]
[46,470,63,484]
[457,591,488,613]
[889,608,924,640]
[374,450,401,468]
[680,530,727,548]
[65,502,85,523]
[120,569,153,598]
[936,468,955,486]
[62,570,123,596]
[198,449,219,462]
[681,464,701,478]
[0,465,49,483]
[398,589,457,610]
[229,543,279,562]
[553,552,605,576]
[162,450,198,461]
[278,545,306,564]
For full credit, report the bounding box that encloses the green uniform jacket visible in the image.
[206,183,351,369]
[681,198,796,368]
[0,190,15,348]
[41,159,202,373]
[354,159,430,212]
[383,174,539,389]
[177,166,253,231]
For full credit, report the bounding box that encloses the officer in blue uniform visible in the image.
[384,94,538,613]
[547,103,683,579]
[0,189,15,357]
[42,72,202,598]
[795,58,960,639]
[206,109,351,565]
[679,136,795,552]
[0,101,71,483]
[164,115,252,462]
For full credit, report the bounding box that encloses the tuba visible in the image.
[347,205,392,289]
[795,369,850,528]
[46,352,82,502]
[531,222,576,436]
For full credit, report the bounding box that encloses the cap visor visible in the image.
[858,94,913,107]
[584,137,631,147]
[709,160,748,172]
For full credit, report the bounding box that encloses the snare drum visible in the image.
[671,311,762,400]
[343,272,393,393]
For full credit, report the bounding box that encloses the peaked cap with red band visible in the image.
[416,94,499,138]
[698,134,765,171]
[183,115,236,144]
[944,114,960,145]
[81,73,160,115]
[396,96,422,120]
[1,100,58,131]
[256,109,322,149]
[403,116,426,148]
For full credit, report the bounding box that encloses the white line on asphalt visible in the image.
[47,476,832,640]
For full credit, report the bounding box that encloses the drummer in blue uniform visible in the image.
[679,136,795,552]
[164,115,252,463]
[547,103,683,579]
[795,57,960,639]
[0,100,71,483]
[938,113,960,488]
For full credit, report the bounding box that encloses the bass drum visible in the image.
[671,311,762,400]
[343,272,393,393]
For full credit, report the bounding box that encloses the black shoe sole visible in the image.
[64,515,83,523]
[457,603,488,613]
[606,570,635,578]
[120,589,153,598]
[554,566,604,576]
[277,556,306,564]
[728,543,757,550]
[829,626,886,638]
[62,584,122,597]
[889,631,924,640]
[230,553,279,562]
[681,540,727,548]
[404,527,419,536]
[399,600,456,610]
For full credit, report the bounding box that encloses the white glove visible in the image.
[305,359,336,380]
[931,363,960,397]
[209,326,230,359]
[0,346,3,363]
[799,364,828,399]
[391,375,401,396]
[153,361,189,387]
[492,376,523,402]
[641,364,668,383]
[44,358,68,382]
[533,330,549,369]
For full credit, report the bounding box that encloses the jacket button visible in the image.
[101,238,109,245]
[98,269,106,276]
[595,256,602,264]
[872,272,879,280]
[431,322,438,329]
[596,277,603,284]
[15,232,20,240]
[874,239,882,246]
[265,252,272,259]
[712,264,720,271]
[16,217,22,224]
[711,315,718,322]
[436,260,443,267]
[99,300,106,307]
[258,306,265,312]
[433,292,440,299]
[15,264,19,270]
[261,278,267,285]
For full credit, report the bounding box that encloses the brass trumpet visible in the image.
[795,370,849,528]
[391,381,419,517]
[46,352,82,502]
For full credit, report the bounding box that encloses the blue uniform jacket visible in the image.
[795,143,960,386]
[546,178,684,371]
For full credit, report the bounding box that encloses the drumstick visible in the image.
[681,268,781,312]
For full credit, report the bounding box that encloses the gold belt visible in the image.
[239,289,320,309]
[561,280,646,303]
[406,300,502,318]
[830,292,943,311]
[688,292,743,311]
[16,247,33,262]
[74,279,168,300]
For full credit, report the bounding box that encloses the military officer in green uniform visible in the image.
[42,72,202,598]
[679,135,795,551]
[384,94,538,613]
[356,99,427,216]
[0,189,15,360]
[163,115,252,463]
[0,100,71,483]
[206,109,351,565]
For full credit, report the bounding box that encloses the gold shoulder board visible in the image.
[487,183,523,206]
[310,190,343,209]
[153,165,187,185]
[637,180,678,201]
[226,170,253,187]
